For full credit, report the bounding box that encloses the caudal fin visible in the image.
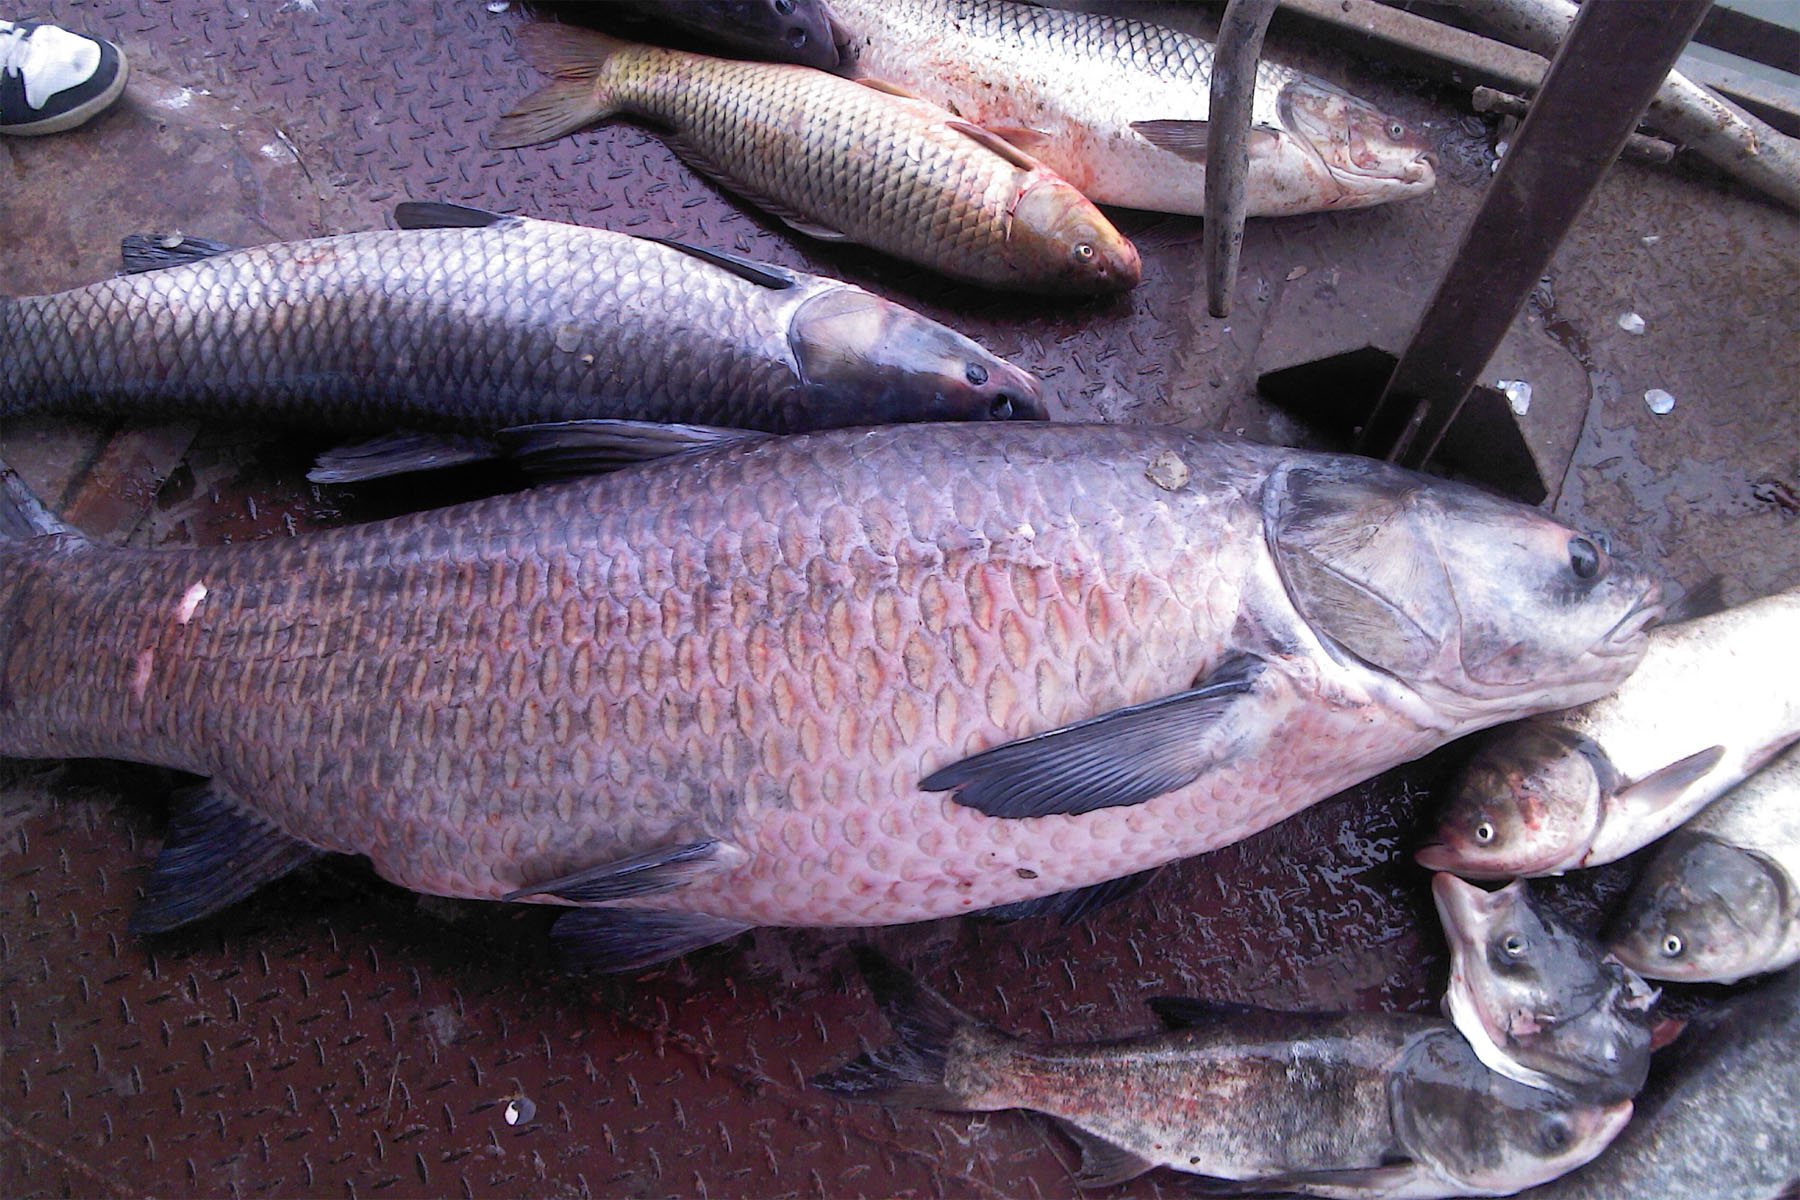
[811,947,1001,1109]
[490,23,628,148]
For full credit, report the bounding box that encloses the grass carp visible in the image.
[814,949,1631,1196]
[1432,874,1656,1104]
[0,202,1042,479]
[1513,965,1800,1200]
[1610,743,1800,984]
[1419,586,1800,879]
[828,0,1436,217]
[0,423,1658,972]
[490,24,1140,294]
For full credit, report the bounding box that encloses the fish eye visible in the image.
[1075,242,1095,261]
[1502,933,1529,957]
[1538,1118,1572,1154]
[965,363,989,386]
[1661,933,1684,957]
[775,0,795,13]
[990,396,1015,420]
[1568,536,1603,580]
[1388,121,1405,139]
[1474,821,1496,844]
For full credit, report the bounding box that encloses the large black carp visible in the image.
[0,424,1658,970]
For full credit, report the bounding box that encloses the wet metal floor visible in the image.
[2,2,1798,1197]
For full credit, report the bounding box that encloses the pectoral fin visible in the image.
[856,76,924,101]
[983,124,1055,154]
[504,838,733,903]
[1585,745,1727,865]
[130,783,321,934]
[392,201,517,230]
[1182,1163,1429,1198]
[662,133,854,241]
[1058,1123,1155,1189]
[975,868,1158,925]
[498,420,769,478]
[644,236,796,289]
[550,908,752,973]
[948,119,1042,172]
[920,654,1263,818]
[309,431,500,484]
[1130,119,1282,164]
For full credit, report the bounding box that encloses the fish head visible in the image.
[1432,874,1655,1101]
[682,0,842,69]
[1418,724,1609,878]
[1266,459,1662,728]
[1277,78,1436,205]
[1608,833,1789,984]
[787,289,1047,426]
[1005,179,1140,294]
[1396,1031,1632,1194]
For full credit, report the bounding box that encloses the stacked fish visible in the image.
[11,1,1769,1197]
[1416,584,1800,1193]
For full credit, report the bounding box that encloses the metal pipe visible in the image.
[1449,0,1800,209]
[1357,0,1716,469]
[1204,0,1279,318]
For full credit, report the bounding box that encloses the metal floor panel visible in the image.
[2,2,1798,1198]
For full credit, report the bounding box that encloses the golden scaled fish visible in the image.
[489,23,1139,295]
[0,424,1657,973]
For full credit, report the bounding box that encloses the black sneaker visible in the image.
[0,19,128,136]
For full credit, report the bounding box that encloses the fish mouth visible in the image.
[1593,587,1665,657]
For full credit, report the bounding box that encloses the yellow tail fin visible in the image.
[489,22,627,148]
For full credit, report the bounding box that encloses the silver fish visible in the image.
[815,949,1632,1196]
[0,424,1657,972]
[0,203,1044,481]
[1433,874,1657,1104]
[1514,965,1800,1200]
[1610,743,1800,984]
[1420,586,1800,878]
[829,0,1435,217]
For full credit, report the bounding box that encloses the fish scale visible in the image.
[0,212,1042,438]
[0,424,1655,962]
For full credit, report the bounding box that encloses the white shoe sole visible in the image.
[1,49,129,136]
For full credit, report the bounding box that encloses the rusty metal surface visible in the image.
[1,2,1798,1198]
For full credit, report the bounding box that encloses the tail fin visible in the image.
[811,947,1004,1109]
[490,23,628,148]
[0,457,78,542]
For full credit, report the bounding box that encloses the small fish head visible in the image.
[1432,874,1652,1099]
[1418,724,1608,878]
[787,289,1046,425]
[693,0,841,69]
[1005,179,1140,295]
[1609,834,1787,984]
[1266,459,1662,727]
[1396,1030,1633,1193]
[1277,79,1436,203]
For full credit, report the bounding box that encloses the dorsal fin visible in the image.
[119,233,235,274]
[393,201,520,230]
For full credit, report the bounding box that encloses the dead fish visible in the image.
[1512,965,1800,1200]
[604,0,843,70]
[1419,586,1800,878]
[828,0,1435,217]
[0,202,1043,482]
[813,949,1631,1196]
[0,423,1658,972]
[490,24,1140,294]
[1610,743,1800,984]
[1433,874,1656,1104]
